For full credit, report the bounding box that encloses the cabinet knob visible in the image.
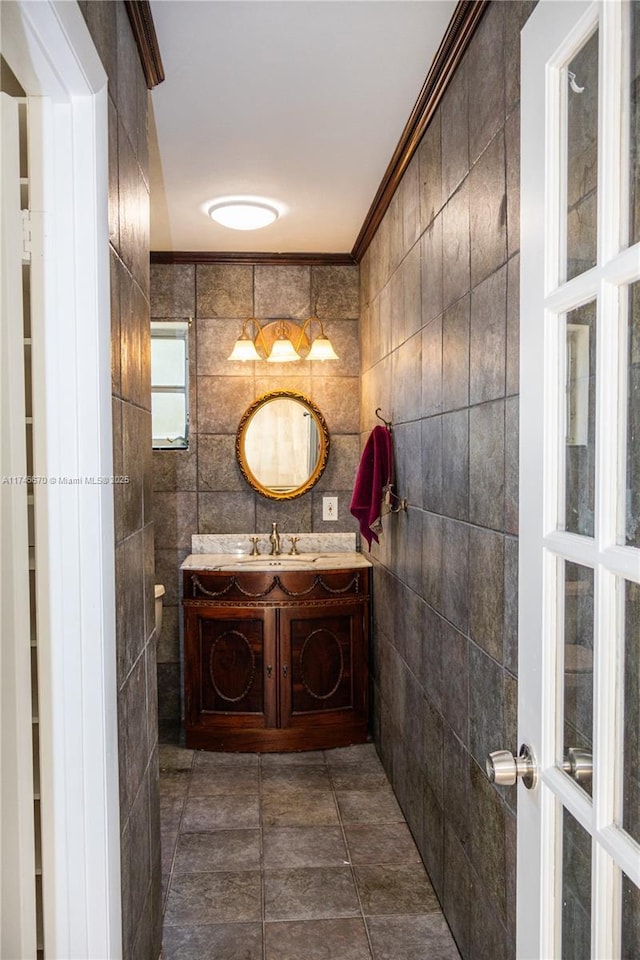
[266,665,273,679]
[282,664,288,678]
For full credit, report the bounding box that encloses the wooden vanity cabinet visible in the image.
[182,566,370,751]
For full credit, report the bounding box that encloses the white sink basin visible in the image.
[213,554,329,571]
[229,553,322,563]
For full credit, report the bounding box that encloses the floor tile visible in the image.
[345,822,423,865]
[189,765,260,796]
[159,769,192,800]
[264,866,360,920]
[330,770,390,791]
[160,794,186,831]
[262,788,339,827]
[160,743,460,958]
[262,764,332,790]
[159,744,194,772]
[263,826,349,869]
[335,787,404,824]
[181,794,259,832]
[367,915,461,959]
[162,922,263,960]
[161,827,179,873]
[355,864,441,916]
[325,744,381,767]
[262,750,328,767]
[173,829,261,873]
[164,871,262,925]
[265,918,372,960]
[192,750,259,770]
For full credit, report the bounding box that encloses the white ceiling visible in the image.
[149,0,456,254]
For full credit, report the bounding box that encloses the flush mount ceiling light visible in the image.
[228,317,339,363]
[207,199,279,231]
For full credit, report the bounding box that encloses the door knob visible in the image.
[562,747,592,783]
[486,744,537,790]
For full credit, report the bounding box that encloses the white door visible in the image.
[517,1,640,957]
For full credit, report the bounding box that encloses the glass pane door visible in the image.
[519,2,640,957]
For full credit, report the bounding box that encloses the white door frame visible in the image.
[1,90,37,960]
[520,1,640,957]
[1,2,121,957]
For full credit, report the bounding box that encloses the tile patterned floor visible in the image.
[160,743,461,960]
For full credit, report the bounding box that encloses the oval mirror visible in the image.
[236,391,330,500]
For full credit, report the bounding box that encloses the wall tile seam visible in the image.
[120,740,157,820]
[430,716,517,824]
[118,636,152,694]
[368,248,518,346]
[504,101,521,128]
[194,263,256,319]
[116,109,148,181]
[109,244,151,307]
[469,116,509,178]
[460,855,511,932]
[125,875,155,952]
[115,526,149,550]
[364,259,420,308]
[370,511,512,539]
[466,760,516,827]
[371,568,515,664]
[468,633,512,676]
[113,394,152,416]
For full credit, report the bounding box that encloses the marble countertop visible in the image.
[181,551,371,572]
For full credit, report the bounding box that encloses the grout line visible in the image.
[160,748,196,920]
[259,753,267,960]
[325,751,376,960]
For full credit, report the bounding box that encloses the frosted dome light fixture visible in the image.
[207,199,279,231]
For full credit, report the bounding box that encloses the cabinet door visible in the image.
[279,602,367,729]
[184,605,277,731]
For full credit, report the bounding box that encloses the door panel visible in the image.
[520,2,640,956]
[185,606,277,729]
[279,603,365,727]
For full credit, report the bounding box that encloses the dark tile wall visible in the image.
[360,4,535,957]
[150,262,360,723]
[80,3,161,958]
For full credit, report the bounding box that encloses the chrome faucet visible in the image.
[269,521,281,556]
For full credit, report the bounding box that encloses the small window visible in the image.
[151,321,190,449]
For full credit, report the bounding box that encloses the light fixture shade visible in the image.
[228,334,261,361]
[306,336,339,361]
[267,336,300,363]
[208,201,279,231]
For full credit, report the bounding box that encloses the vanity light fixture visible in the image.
[207,199,279,231]
[227,318,266,362]
[267,321,301,363]
[227,317,339,363]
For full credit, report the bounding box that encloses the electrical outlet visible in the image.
[322,496,338,521]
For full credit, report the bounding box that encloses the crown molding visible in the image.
[351,0,489,262]
[150,251,357,266]
[124,0,164,89]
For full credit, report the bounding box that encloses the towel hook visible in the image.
[375,408,393,430]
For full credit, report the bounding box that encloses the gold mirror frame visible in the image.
[236,390,330,501]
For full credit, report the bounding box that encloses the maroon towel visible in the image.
[350,425,394,550]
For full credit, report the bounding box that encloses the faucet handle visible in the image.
[249,536,261,556]
[288,536,300,556]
